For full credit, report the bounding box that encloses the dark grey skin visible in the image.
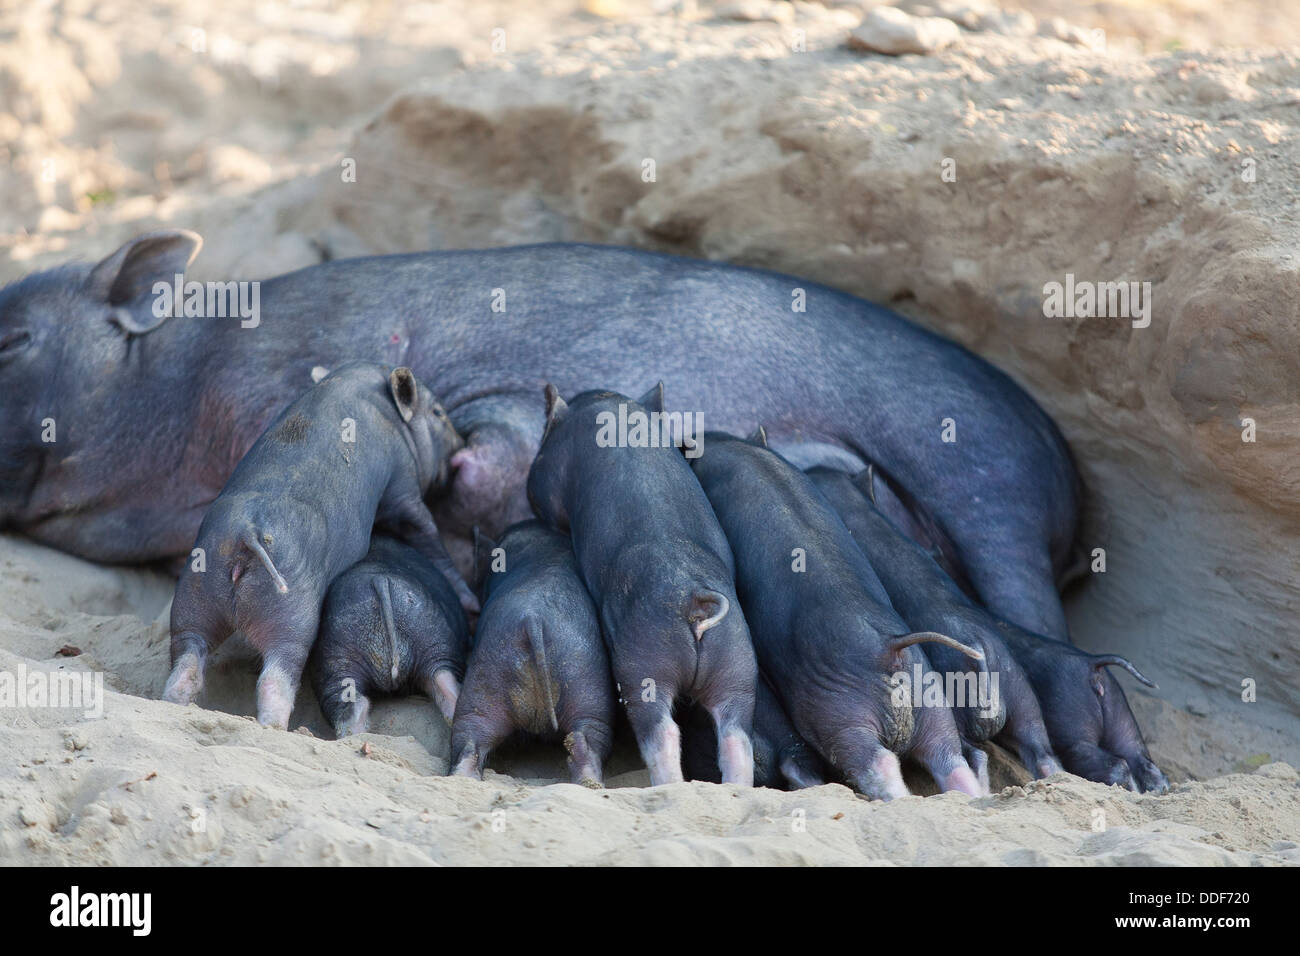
[164,362,476,729]
[0,230,1076,646]
[683,674,828,791]
[527,385,758,787]
[845,461,978,601]
[691,432,987,801]
[1,231,1134,764]
[449,520,615,786]
[828,463,1169,794]
[309,534,470,738]
[805,464,1063,788]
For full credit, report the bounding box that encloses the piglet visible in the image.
[309,534,469,737]
[527,385,758,786]
[450,520,616,786]
[811,464,1165,793]
[691,431,986,800]
[163,361,476,729]
[806,464,1063,786]
[988,618,1166,792]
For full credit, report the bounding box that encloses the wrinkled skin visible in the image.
[816,465,1168,794]
[806,465,1062,786]
[0,231,1125,757]
[309,534,470,738]
[164,362,474,729]
[682,674,828,791]
[450,520,615,787]
[691,433,987,801]
[528,387,758,787]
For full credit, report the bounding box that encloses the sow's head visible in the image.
[0,230,202,516]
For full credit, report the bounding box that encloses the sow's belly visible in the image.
[19,498,212,567]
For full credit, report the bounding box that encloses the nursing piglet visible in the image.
[450,521,615,786]
[691,432,985,800]
[807,465,1062,785]
[527,385,757,786]
[309,534,469,737]
[163,362,475,728]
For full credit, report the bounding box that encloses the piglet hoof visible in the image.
[1104,761,1139,792]
[718,731,755,787]
[1036,756,1066,779]
[962,744,990,794]
[1131,757,1169,795]
[565,732,606,788]
[780,756,826,791]
[1063,746,1138,791]
[450,748,485,780]
[255,667,299,731]
[332,698,372,738]
[634,715,684,786]
[942,765,985,797]
[162,655,203,706]
[852,751,910,801]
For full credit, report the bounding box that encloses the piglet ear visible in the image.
[637,381,665,414]
[541,384,568,441]
[389,367,420,423]
[748,425,769,448]
[310,365,330,384]
[85,230,203,308]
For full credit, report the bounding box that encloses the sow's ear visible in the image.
[748,424,769,448]
[85,230,203,332]
[637,381,665,414]
[541,383,569,441]
[389,367,421,423]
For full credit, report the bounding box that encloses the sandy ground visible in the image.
[2,533,1297,865]
[1,0,1298,865]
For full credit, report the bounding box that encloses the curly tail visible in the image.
[241,530,288,594]
[688,589,730,640]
